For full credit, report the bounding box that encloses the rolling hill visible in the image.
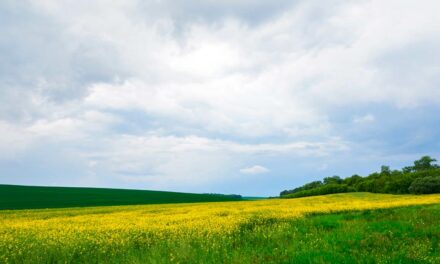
[0,184,242,210]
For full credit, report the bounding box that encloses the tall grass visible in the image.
[1,193,440,263]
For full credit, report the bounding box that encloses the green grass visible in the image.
[0,184,242,210]
[3,203,439,263]
[116,204,440,264]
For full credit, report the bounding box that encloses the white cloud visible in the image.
[0,121,34,160]
[70,0,439,139]
[84,76,326,138]
[240,165,270,175]
[353,114,375,124]
[1,0,440,194]
[5,0,440,131]
[27,111,119,141]
[75,134,348,191]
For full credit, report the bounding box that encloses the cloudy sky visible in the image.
[1,0,440,196]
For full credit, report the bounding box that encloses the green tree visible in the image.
[343,175,363,187]
[323,176,343,185]
[404,156,438,172]
[281,156,440,198]
[408,176,440,194]
[381,165,391,174]
[413,156,438,171]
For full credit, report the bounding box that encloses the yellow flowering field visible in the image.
[1,193,440,263]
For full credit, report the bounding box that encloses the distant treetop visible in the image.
[280,156,440,198]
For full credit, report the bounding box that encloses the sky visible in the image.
[1,0,440,196]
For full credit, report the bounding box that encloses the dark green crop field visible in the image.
[0,184,242,210]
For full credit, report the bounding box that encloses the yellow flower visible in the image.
[1,192,440,262]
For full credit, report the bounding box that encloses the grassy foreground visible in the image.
[0,184,241,210]
[1,193,440,263]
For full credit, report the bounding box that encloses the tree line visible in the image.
[280,156,440,198]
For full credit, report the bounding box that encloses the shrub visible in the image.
[282,184,355,198]
[280,156,440,198]
[408,176,440,194]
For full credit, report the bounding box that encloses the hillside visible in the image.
[1,193,440,263]
[0,184,242,210]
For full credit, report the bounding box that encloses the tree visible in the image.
[408,176,440,194]
[413,156,438,171]
[323,176,343,185]
[402,166,413,173]
[280,155,440,198]
[381,165,391,175]
[402,156,439,172]
[343,175,363,186]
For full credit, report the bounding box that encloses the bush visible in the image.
[280,180,323,196]
[280,156,440,198]
[282,184,355,198]
[408,176,440,194]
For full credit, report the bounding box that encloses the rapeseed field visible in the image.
[1,193,440,263]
